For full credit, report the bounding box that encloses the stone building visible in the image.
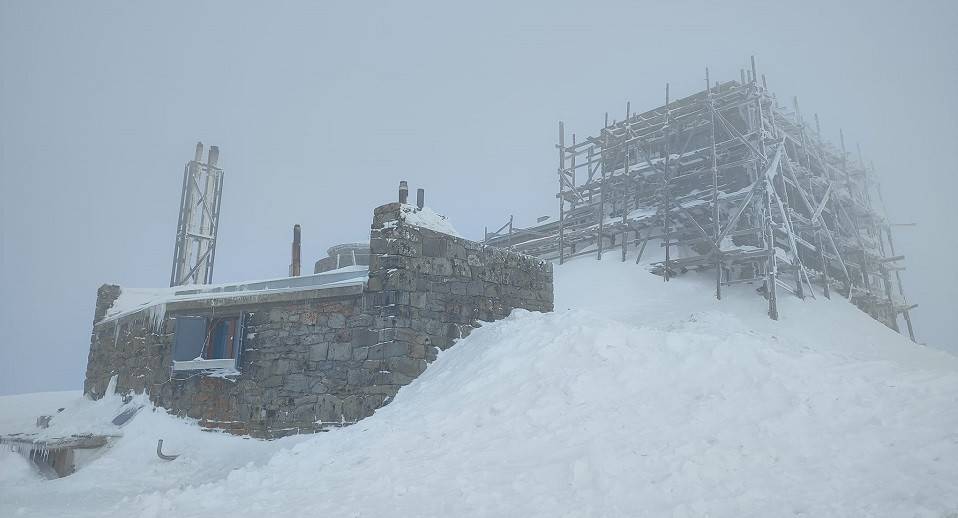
[84,202,553,438]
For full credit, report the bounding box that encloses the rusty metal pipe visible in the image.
[291,224,301,277]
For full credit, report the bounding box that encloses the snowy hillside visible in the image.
[2,255,958,517]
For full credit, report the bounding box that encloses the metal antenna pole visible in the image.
[170,142,224,287]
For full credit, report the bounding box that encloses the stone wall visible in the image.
[85,284,382,437]
[84,202,553,438]
[365,203,554,360]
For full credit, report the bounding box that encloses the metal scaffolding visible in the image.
[485,59,917,339]
[170,142,224,287]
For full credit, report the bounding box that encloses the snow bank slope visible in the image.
[3,257,958,517]
[0,388,308,517]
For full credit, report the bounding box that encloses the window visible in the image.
[204,317,239,360]
[172,314,246,371]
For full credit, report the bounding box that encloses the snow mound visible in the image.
[398,204,461,237]
[0,383,307,514]
[2,255,958,517]
[0,386,138,443]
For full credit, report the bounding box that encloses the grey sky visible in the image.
[2,0,956,395]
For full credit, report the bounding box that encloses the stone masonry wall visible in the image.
[365,203,553,362]
[84,202,553,438]
[85,285,383,438]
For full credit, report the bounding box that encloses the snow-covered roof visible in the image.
[99,265,368,325]
[398,204,461,237]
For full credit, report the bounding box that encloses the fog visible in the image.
[1,0,955,395]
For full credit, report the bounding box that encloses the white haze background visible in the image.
[1,0,956,395]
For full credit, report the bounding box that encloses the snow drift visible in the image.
[2,255,957,517]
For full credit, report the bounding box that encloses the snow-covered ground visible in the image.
[2,253,957,517]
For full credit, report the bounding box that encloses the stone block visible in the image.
[422,237,447,258]
[352,346,369,361]
[386,357,426,378]
[262,375,284,388]
[347,314,374,328]
[340,396,363,422]
[382,371,415,385]
[362,394,386,415]
[350,329,379,347]
[366,275,383,291]
[360,384,400,396]
[368,236,388,254]
[327,313,346,329]
[317,395,343,423]
[285,374,308,393]
[347,368,375,387]
[327,343,352,361]
[451,259,472,278]
[447,242,468,260]
[366,341,409,360]
[303,333,325,346]
[309,343,329,361]
[408,342,426,359]
[434,258,457,276]
[272,359,292,375]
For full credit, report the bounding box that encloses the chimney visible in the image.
[193,142,204,162]
[290,224,301,277]
[399,180,408,204]
[416,188,424,209]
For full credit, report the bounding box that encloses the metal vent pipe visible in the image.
[290,224,301,277]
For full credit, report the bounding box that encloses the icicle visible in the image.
[148,303,167,333]
[113,320,120,349]
[105,374,119,396]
